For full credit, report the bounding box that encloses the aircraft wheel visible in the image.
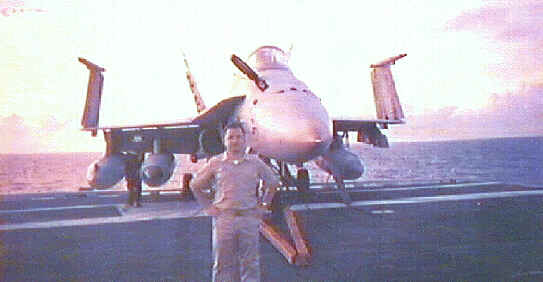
[181,173,194,200]
[296,169,310,193]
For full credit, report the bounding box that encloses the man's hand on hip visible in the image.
[257,202,272,219]
[205,205,221,216]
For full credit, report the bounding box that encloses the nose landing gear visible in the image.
[181,173,194,200]
[296,168,309,193]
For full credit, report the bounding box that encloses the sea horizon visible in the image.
[1,135,542,155]
[1,136,542,195]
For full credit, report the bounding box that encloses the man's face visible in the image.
[224,127,246,154]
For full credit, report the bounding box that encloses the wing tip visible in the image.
[370,54,407,68]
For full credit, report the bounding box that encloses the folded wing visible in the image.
[371,53,406,122]
[331,54,407,148]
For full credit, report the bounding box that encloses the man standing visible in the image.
[191,122,280,282]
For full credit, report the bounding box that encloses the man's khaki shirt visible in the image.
[190,153,280,210]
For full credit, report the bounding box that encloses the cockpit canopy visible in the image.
[248,46,289,71]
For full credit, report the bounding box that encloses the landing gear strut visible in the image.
[333,175,352,205]
[267,161,316,219]
[181,173,194,200]
[296,168,309,193]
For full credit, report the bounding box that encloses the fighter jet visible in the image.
[79,46,406,205]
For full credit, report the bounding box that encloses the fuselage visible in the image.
[235,46,333,163]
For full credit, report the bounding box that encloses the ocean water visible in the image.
[352,136,543,187]
[0,137,541,195]
[0,152,103,194]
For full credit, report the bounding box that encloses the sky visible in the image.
[1,0,542,153]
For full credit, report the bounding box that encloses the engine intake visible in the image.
[199,128,225,155]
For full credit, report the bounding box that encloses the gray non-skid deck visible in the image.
[2,181,543,281]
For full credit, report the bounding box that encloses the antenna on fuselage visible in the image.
[287,44,293,61]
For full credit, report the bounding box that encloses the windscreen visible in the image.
[248,46,289,71]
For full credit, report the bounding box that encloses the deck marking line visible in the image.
[0,204,117,214]
[98,195,120,198]
[371,210,395,214]
[0,202,206,230]
[316,181,501,194]
[31,197,57,201]
[159,191,182,195]
[290,189,543,211]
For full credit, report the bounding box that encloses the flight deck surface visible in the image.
[2,180,543,281]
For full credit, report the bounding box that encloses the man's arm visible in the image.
[256,159,281,206]
[190,161,215,209]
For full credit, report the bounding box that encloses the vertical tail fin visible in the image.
[79,57,105,136]
[370,54,406,121]
[182,52,206,114]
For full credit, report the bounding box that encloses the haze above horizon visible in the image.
[1,0,542,153]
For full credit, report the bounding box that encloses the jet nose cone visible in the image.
[277,120,332,162]
[253,95,333,162]
[296,125,330,143]
[304,130,332,153]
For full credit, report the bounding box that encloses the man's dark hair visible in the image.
[225,121,245,134]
